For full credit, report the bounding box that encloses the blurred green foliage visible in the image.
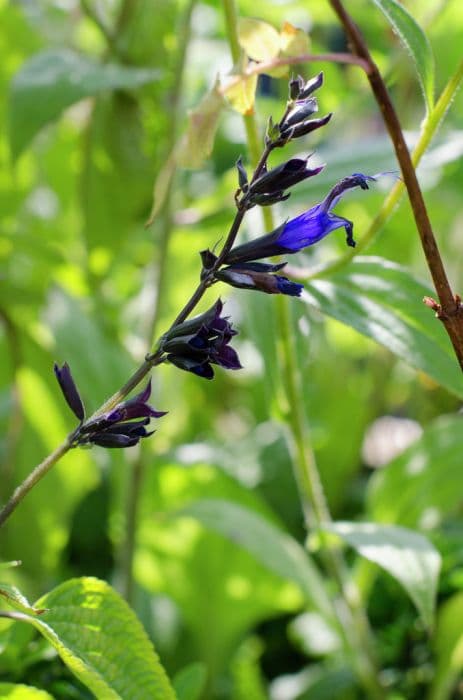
[2,0,463,698]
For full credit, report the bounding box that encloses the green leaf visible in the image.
[325,521,441,628]
[237,18,281,62]
[370,0,434,110]
[429,592,463,700]
[137,463,305,678]
[304,257,463,399]
[0,583,46,616]
[9,49,159,159]
[23,577,176,700]
[179,498,332,620]
[177,81,225,169]
[368,414,463,528]
[173,661,207,700]
[0,684,54,699]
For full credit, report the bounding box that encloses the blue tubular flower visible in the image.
[163,300,242,380]
[78,380,166,448]
[225,173,378,265]
[215,262,303,297]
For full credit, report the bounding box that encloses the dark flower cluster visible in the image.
[54,72,380,449]
[163,299,241,380]
[54,363,166,448]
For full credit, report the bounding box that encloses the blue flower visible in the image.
[225,173,378,265]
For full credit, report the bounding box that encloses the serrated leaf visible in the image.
[173,661,207,700]
[324,522,441,628]
[21,577,176,700]
[224,70,258,116]
[9,49,159,159]
[179,498,333,620]
[280,22,310,57]
[177,82,225,169]
[0,684,55,699]
[370,0,434,110]
[368,414,463,529]
[0,584,46,616]
[237,18,280,62]
[303,257,463,399]
[429,592,463,700]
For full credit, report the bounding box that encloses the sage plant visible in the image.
[45,73,379,457]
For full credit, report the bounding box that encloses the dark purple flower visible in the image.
[225,173,378,265]
[215,262,303,297]
[163,300,242,380]
[54,362,85,421]
[280,112,333,141]
[250,157,325,197]
[78,380,166,448]
[289,72,324,101]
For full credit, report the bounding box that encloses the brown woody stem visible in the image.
[329,0,463,371]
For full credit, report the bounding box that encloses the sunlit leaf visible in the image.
[367,414,463,529]
[224,67,258,116]
[303,257,463,399]
[325,521,441,628]
[180,498,333,619]
[280,21,310,57]
[177,81,225,169]
[9,49,159,159]
[369,0,435,110]
[23,578,176,699]
[237,18,280,62]
[429,592,463,700]
[0,684,54,699]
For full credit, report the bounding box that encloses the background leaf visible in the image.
[0,684,54,699]
[177,82,225,169]
[325,521,441,628]
[367,414,463,529]
[369,0,435,110]
[237,18,281,62]
[173,661,207,700]
[304,257,463,399]
[179,497,333,619]
[429,592,463,700]
[9,49,159,158]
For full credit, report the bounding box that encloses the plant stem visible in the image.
[0,3,274,531]
[121,0,197,603]
[0,441,72,528]
[306,56,463,280]
[329,0,463,371]
[222,1,384,696]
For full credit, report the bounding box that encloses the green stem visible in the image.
[121,0,197,603]
[0,442,72,528]
[222,1,384,697]
[308,56,463,280]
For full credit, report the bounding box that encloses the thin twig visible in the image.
[329,0,463,371]
[219,51,369,96]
